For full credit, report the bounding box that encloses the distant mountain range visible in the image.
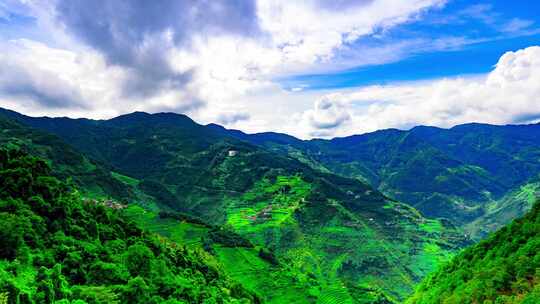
[1,106,539,302]
[208,117,540,239]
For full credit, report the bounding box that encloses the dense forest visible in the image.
[0,109,470,301]
[408,201,540,303]
[1,0,539,302]
[215,122,540,238]
[0,148,257,303]
[1,108,539,303]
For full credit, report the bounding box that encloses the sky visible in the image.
[0,0,539,139]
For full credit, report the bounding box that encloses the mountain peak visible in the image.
[107,111,198,127]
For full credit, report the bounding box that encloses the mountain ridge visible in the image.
[3,106,540,236]
[4,106,540,141]
[0,107,471,301]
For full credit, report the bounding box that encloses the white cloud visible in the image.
[0,0,447,128]
[255,0,446,74]
[1,1,539,140]
[298,46,540,138]
[302,96,351,133]
[215,112,251,125]
[0,39,202,118]
[502,18,535,33]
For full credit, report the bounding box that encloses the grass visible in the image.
[317,285,353,304]
[123,174,464,302]
[111,171,140,186]
[122,205,208,247]
[419,220,443,234]
[214,245,318,303]
[124,203,317,303]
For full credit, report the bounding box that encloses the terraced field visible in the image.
[219,175,465,301]
[122,204,318,303]
[317,285,354,304]
[226,175,310,243]
[123,205,209,247]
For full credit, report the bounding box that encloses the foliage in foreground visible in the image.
[0,148,257,303]
[407,201,540,304]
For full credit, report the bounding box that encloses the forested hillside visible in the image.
[8,108,540,235]
[209,121,540,237]
[0,109,470,301]
[407,200,540,303]
[0,115,135,202]
[0,1,538,303]
[2,107,540,303]
[465,176,540,239]
[0,148,257,303]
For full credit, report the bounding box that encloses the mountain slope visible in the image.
[0,114,135,202]
[465,175,540,239]
[0,115,327,303]
[0,148,258,303]
[0,108,470,301]
[407,200,540,304]
[210,121,540,231]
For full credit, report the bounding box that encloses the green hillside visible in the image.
[11,108,540,235]
[0,148,257,303]
[3,107,540,302]
[407,200,540,303]
[0,115,136,203]
[122,205,322,303]
[210,122,540,234]
[465,176,540,239]
[0,109,470,301]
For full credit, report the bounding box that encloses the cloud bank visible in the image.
[300,46,540,137]
[0,1,539,139]
[55,0,260,98]
[0,0,447,124]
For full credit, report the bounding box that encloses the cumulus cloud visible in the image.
[0,39,203,118]
[0,54,85,109]
[216,112,251,125]
[0,0,447,124]
[301,96,351,135]
[0,39,111,113]
[54,0,260,98]
[299,46,540,138]
[52,0,446,85]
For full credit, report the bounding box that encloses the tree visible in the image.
[122,276,150,304]
[0,213,23,259]
[125,244,154,277]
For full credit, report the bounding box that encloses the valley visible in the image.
[1,1,539,303]
[0,108,538,303]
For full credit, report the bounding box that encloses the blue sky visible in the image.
[281,1,540,91]
[282,35,540,90]
[0,0,539,138]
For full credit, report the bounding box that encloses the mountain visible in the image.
[0,114,330,303]
[209,121,540,236]
[407,200,540,303]
[465,176,540,239]
[0,108,470,301]
[0,113,136,202]
[0,148,258,303]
